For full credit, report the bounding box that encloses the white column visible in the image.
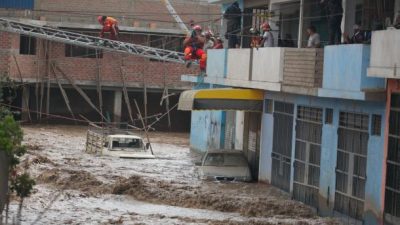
[342,0,356,39]
[113,90,122,123]
[235,111,245,150]
[297,0,304,48]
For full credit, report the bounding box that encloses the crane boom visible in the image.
[0,18,188,64]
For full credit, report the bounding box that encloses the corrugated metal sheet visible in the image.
[0,0,34,9]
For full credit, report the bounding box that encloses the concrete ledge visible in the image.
[181,74,205,83]
[367,67,400,79]
[318,88,386,101]
[15,78,192,91]
[204,77,281,91]
[282,85,318,96]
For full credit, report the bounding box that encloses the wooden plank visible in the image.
[119,58,134,124]
[12,55,31,122]
[51,63,76,121]
[55,64,107,121]
[134,99,153,155]
[95,50,103,123]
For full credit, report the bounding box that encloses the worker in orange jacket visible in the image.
[98,16,119,40]
[183,25,207,71]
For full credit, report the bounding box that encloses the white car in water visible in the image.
[102,134,155,159]
[198,150,252,182]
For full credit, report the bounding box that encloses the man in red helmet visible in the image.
[183,25,207,71]
[98,16,119,40]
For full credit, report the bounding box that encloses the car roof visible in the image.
[206,149,244,154]
[108,134,143,139]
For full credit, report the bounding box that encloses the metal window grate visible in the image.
[264,99,273,114]
[294,106,322,209]
[275,101,294,115]
[339,112,369,131]
[371,114,382,136]
[385,93,400,222]
[335,111,369,221]
[271,101,294,192]
[325,108,333,124]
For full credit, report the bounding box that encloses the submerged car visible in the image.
[102,134,155,159]
[198,150,252,182]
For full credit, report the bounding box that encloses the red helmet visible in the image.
[97,16,105,23]
[261,22,270,30]
[193,25,202,31]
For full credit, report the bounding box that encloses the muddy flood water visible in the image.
[5,125,340,225]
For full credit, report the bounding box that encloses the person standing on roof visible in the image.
[183,25,207,71]
[98,16,119,40]
[260,22,274,47]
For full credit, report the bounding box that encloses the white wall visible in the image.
[226,48,251,80]
[368,30,400,78]
[251,47,284,83]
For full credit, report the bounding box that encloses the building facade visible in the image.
[0,0,220,131]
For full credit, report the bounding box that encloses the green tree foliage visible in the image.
[0,74,35,223]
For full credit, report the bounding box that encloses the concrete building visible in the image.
[0,0,220,131]
[179,0,400,224]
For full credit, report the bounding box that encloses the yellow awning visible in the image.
[178,88,264,112]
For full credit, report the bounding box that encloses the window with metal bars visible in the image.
[271,101,294,192]
[19,34,36,55]
[293,106,323,208]
[385,93,400,223]
[335,112,369,220]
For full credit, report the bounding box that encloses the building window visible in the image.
[264,99,273,114]
[335,112,369,220]
[371,114,382,136]
[20,35,36,55]
[65,44,102,58]
[385,93,400,224]
[293,106,323,208]
[325,108,333,124]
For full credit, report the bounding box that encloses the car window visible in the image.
[112,138,143,150]
[203,153,224,166]
[223,154,248,166]
[203,152,248,167]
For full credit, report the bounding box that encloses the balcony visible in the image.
[181,44,386,101]
[318,44,385,101]
[203,47,323,94]
[368,29,400,79]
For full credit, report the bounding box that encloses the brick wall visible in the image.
[32,0,221,31]
[3,32,198,89]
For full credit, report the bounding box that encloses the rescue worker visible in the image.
[260,22,274,47]
[183,25,207,71]
[98,16,119,40]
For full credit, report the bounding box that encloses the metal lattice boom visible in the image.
[0,18,188,64]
